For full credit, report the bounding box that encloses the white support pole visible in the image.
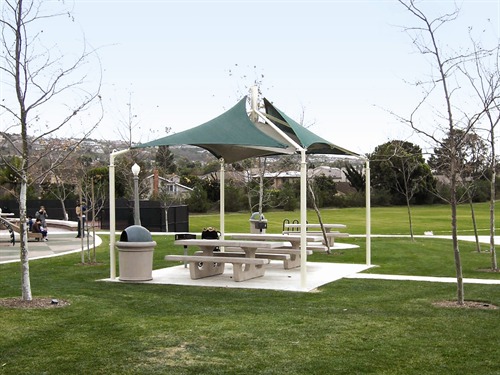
[300,149,308,289]
[219,158,225,240]
[109,149,130,279]
[250,86,259,122]
[253,107,308,288]
[365,159,371,266]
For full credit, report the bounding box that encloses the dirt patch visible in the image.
[76,262,104,266]
[433,300,498,310]
[476,268,500,273]
[0,297,70,309]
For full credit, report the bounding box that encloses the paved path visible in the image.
[347,234,500,284]
[1,231,499,287]
[347,273,500,284]
[0,229,102,264]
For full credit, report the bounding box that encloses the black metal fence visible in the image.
[0,199,189,233]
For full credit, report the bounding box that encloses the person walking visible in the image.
[75,202,86,238]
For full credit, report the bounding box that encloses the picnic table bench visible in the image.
[227,233,319,269]
[0,215,42,243]
[194,250,291,262]
[283,223,349,249]
[166,239,290,281]
[165,254,270,281]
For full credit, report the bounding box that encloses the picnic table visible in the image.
[166,239,290,281]
[283,223,347,231]
[283,223,349,249]
[227,233,321,268]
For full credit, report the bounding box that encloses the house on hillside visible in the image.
[199,170,249,185]
[254,166,349,189]
[144,171,193,199]
[309,166,347,182]
[258,171,301,189]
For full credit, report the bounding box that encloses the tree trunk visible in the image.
[405,195,414,241]
[469,196,482,253]
[79,188,85,264]
[490,173,498,269]
[19,174,32,301]
[307,181,330,254]
[60,198,68,221]
[246,170,253,212]
[91,177,97,263]
[490,132,498,270]
[450,170,464,305]
[258,157,266,216]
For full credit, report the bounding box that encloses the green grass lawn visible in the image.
[1,203,500,374]
[187,202,494,236]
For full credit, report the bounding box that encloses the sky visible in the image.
[3,0,500,156]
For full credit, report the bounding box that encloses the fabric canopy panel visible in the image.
[134,95,358,160]
[134,97,295,163]
[263,98,358,157]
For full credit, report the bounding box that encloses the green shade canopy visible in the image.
[263,98,358,156]
[133,95,358,161]
[133,97,294,163]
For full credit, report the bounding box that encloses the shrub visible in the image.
[371,188,393,206]
[225,183,246,212]
[186,185,210,213]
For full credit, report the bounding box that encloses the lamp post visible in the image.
[131,163,141,226]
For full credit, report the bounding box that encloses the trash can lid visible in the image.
[120,225,153,242]
[250,212,265,220]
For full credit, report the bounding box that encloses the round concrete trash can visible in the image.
[249,212,267,234]
[117,225,157,281]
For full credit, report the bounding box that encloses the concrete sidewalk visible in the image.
[104,262,374,292]
[347,273,500,284]
[0,229,102,264]
[2,231,499,292]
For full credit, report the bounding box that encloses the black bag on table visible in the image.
[201,227,221,251]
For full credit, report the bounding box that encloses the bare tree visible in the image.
[306,178,330,253]
[79,167,108,264]
[429,130,489,253]
[458,132,489,254]
[394,157,425,242]
[397,0,492,304]
[242,157,290,213]
[256,157,266,215]
[112,93,153,207]
[0,0,102,301]
[115,92,141,148]
[35,141,90,220]
[370,140,431,241]
[459,34,500,270]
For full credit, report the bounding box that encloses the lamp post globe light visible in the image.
[132,163,141,226]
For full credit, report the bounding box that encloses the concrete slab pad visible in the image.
[103,261,373,292]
